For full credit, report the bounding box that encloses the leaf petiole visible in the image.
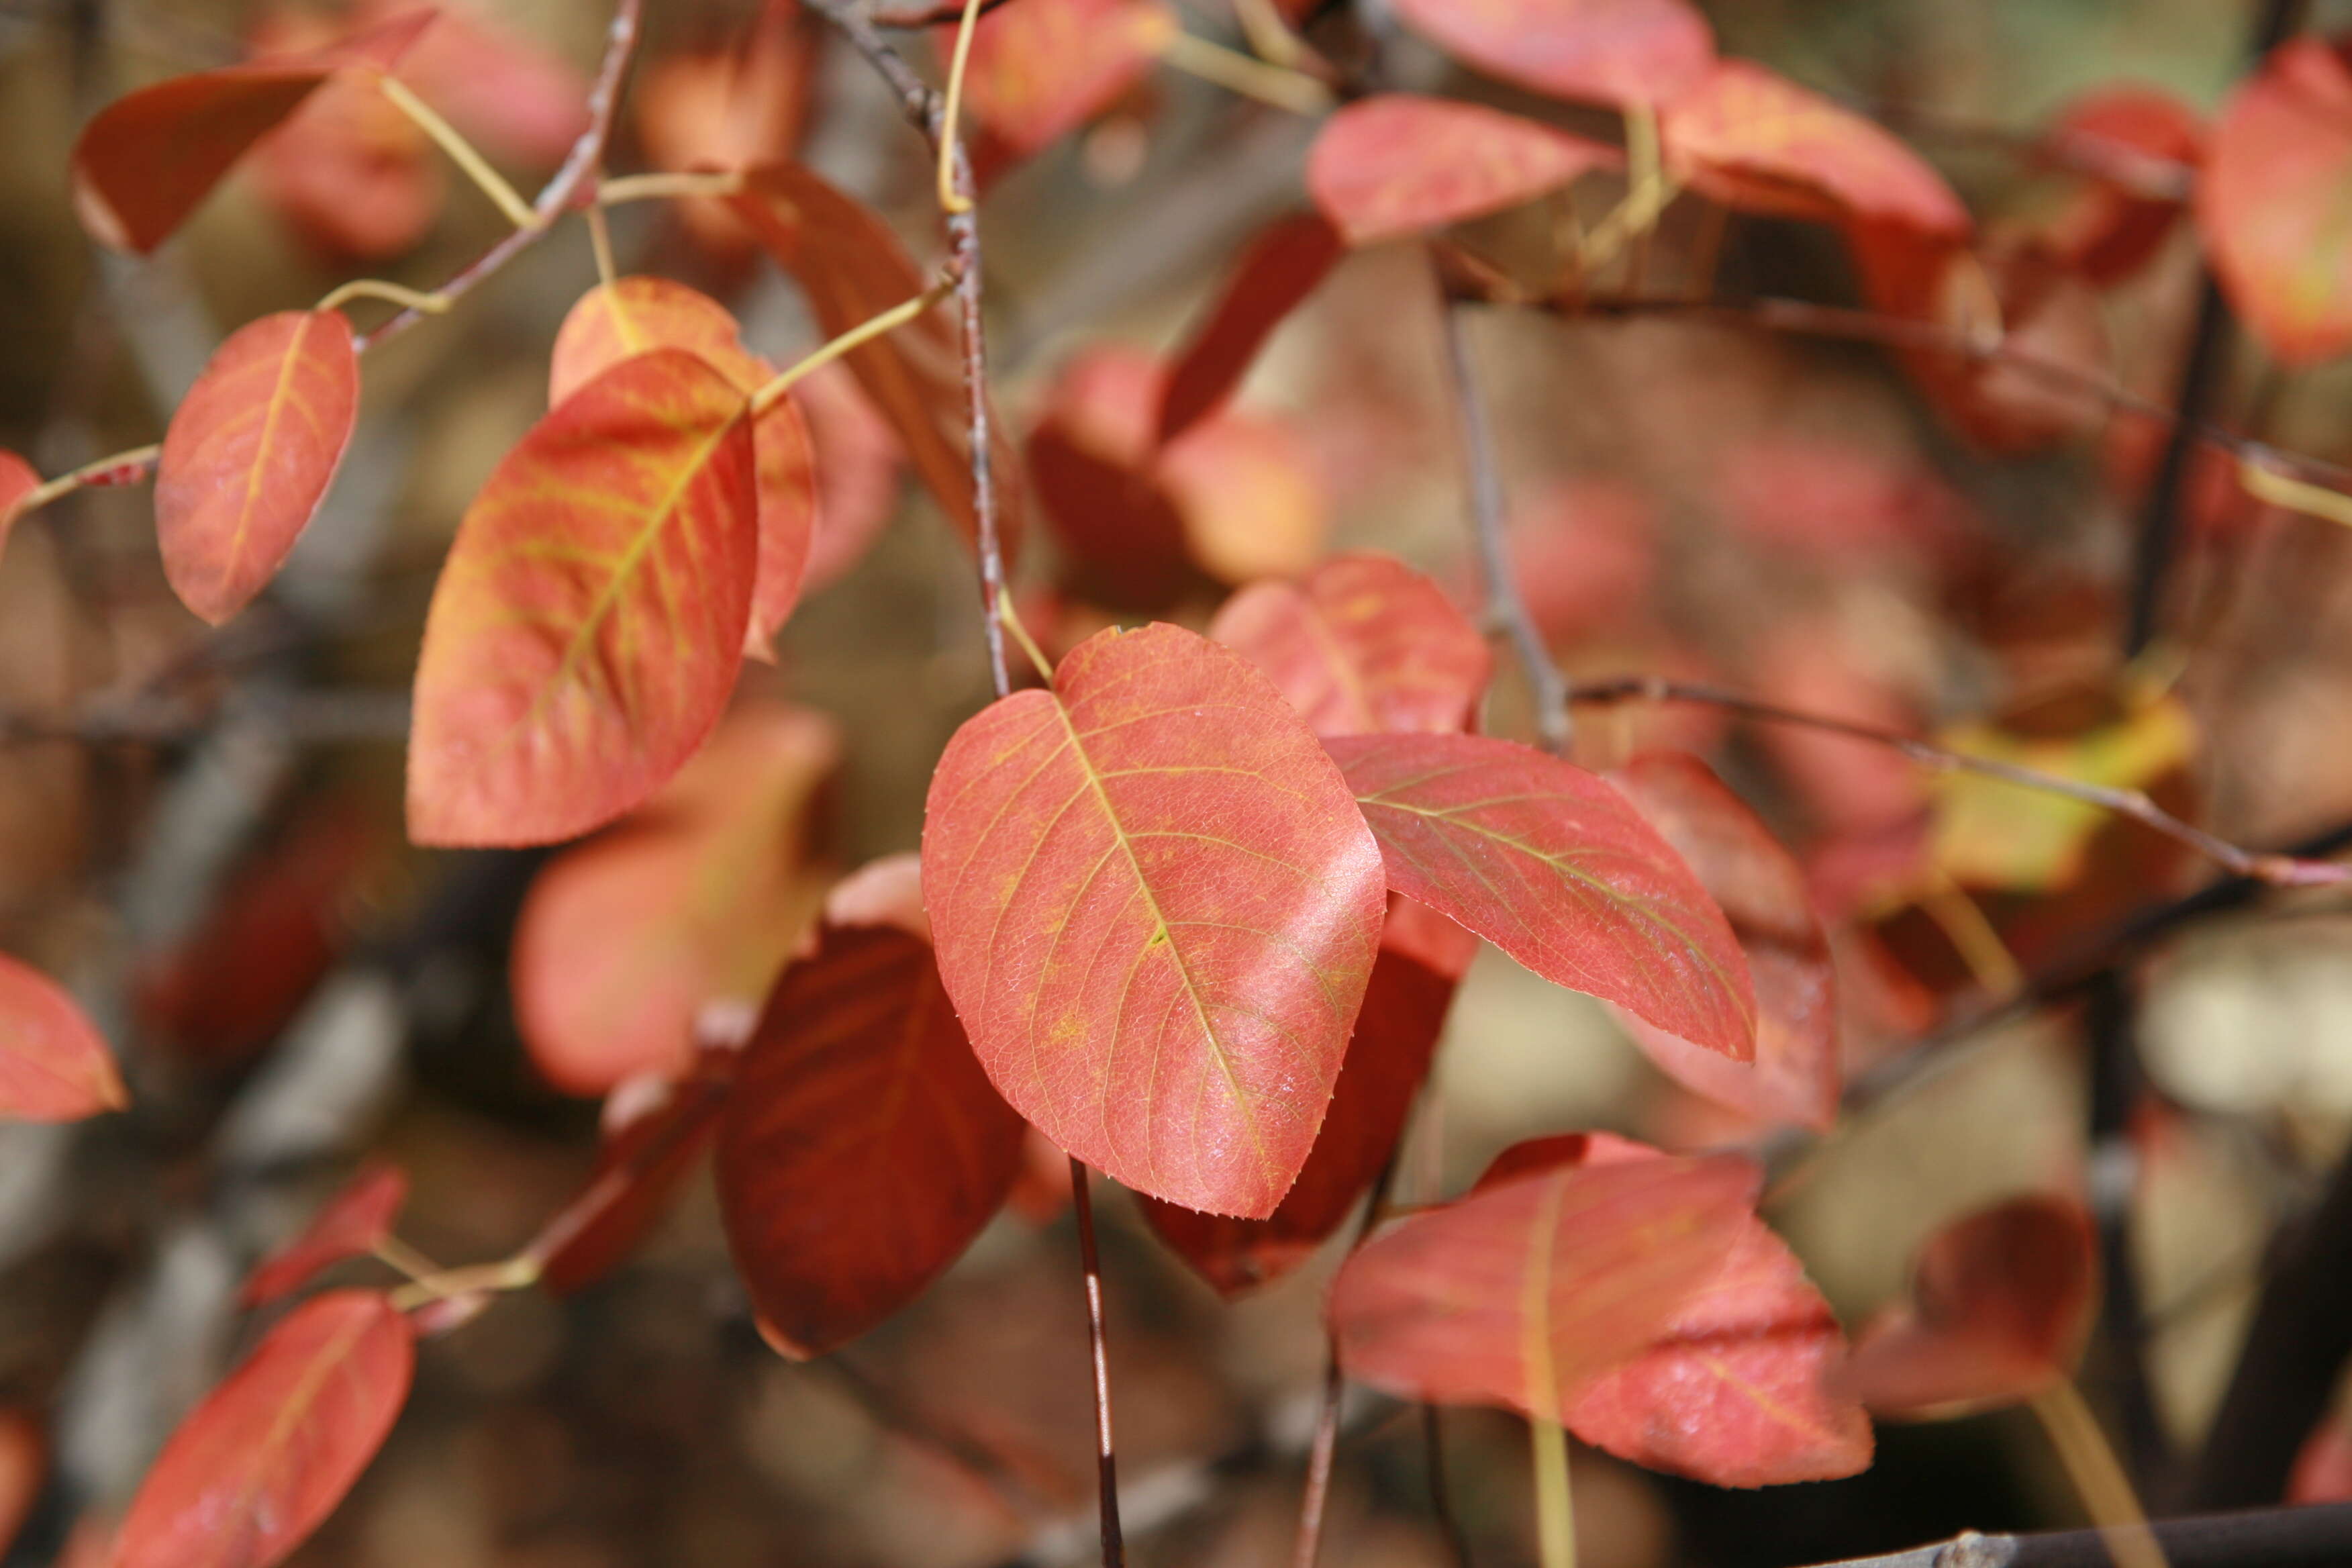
[386,1253,541,1313]
[315,278,449,316]
[1157,30,1332,115]
[749,279,954,414]
[997,593,1054,683]
[935,0,987,215]
[596,169,748,205]
[375,72,540,231]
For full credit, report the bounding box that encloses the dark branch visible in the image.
[1788,1502,2352,1568]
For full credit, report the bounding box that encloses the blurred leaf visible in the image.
[946,0,1174,161]
[0,955,123,1123]
[1308,95,1620,246]
[2200,38,2352,365]
[2039,87,2202,288]
[1159,211,1342,443]
[242,1164,408,1306]
[1386,0,1712,108]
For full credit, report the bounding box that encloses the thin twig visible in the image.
[1069,1158,1127,1568]
[1293,1155,1404,1568]
[1778,1501,2352,1568]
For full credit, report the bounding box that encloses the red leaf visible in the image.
[372,0,588,166]
[1605,754,1839,1132]
[718,922,1026,1355]
[69,9,437,253]
[2199,38,2352,364]
[156,309,359,624]
[550,278,817,655]
[922,621,1387,1217]
[632,15,818,263]
[0,450,38,546]
[1330,1148,1759,1418]
[512,703,839,1093]
[406,348,758,846]
[242,1164,408,1307]
[1159,212,1343,444]
[1140,897,1476,1293]
[2039,87,2201,288]
[946,0,1175,160]
[1308,95,1621,246]
[113,1291,413,1568]
[2290,1414,2352,1504]
[1210,552,1491,738]
[728,163,1025,561]
[0,1411,40,1562]
[1386,0,1712,108]
[1662,61,1969,237]
[1327,732,1757,1062]
[1489,1134,1871,1487]
[249,64,442,260]
[0,954,125,1122]
[1836,1193,2098,1418]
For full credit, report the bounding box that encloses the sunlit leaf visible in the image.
[406,348,758,847]
[922,621,1387,1217]
[1386,0,1712,108]
[1330,1146,1759,1419]
[70,8,437,253]
[1308,95,1620,246]
[1606,754,1839,1132]
[1140,897,1475,1293]
[156,309,359,624]
[112,1290,413,1568]
[1328,732,1757,1061]
[1210,552,1491,738]
[0,954,124,1123]
[1159,212,1342,443]
[947,0,1175,160]
[242,1163,407,1307]
[2200,37,2352,364]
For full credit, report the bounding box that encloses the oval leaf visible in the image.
[1387,0,1712,108]
[950,0,1175,160]
[157,309,359,624]
[407,347,758,846]
[70,9,437,253]
[113,1290,413,1568]
[0,954,124,1122]
[1159,211,1344,444]
[1210,552,1491,738]
[1330,1148,1760,1419]
[922,621,1387,1217]
[718,921,1026,1355]
[1327,732,1757,1061]
[2200,38,2352,365]
[242,1163,407,1307]
[1308,95,1621,247]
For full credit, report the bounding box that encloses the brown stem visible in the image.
[1069,1157,1127,1568]
[871,0,1021,26]
[1293,1155,1404,1568]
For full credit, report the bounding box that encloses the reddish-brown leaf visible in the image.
[632,13,818,264]
[0,1412,39,1562]
[1210,552,1491,738]
[0,450,39,550]
[1836,1193,2098,1418]
[406,348,758,846]
[70,9,437,253]
[947,0,1175,160]
[242,1164,407,1307]
[1663,61,1969,238]
[718,922,1026,1356]
[156,310,359,624]
[1328,732,1757,1062]
[113,1290,413,1568]
[0,954,124,1122]
[1330,1148,1759,1418]
[1140,897,1476,1293]
[2199,38,2352,364]
[1487,1134,1871,1486]
[2039,87,2201,288]
[922,621,1387,1217]
[1308,95,1621,246]
[1387,0,1712,107]
[1159,212,1344,443]
[550,278,816,655]
[729,163,1024,560]
[512,703,839,1093]
[1605,754,1839,1132]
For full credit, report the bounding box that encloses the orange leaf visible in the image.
[0,953,125,1122]
[1210,552,1491,738]
[718,920,1026,1356]
[1387,0,1711,107]
[948,0,1175,160]
[2038,87,2202,288]
[1160,212,1343,444]
[2200,38,2352,364]
[1663,60,1969,238]
[921,621,1388,1217]
[1308,95,1621,246]
[1329,1147,1760,1419]
[113,1290,413,1568]
[550,278,816,655]
[407,348,758,846]
[242,1163,408,1306]
[1605,753,1839,1132]
[1328,732,1757,1061]
[157,309,359,625]
[634,13,817,262]
[0,450,36,547]
[70,8,437,253]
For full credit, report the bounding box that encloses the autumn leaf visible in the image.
[718,920,1027,1355]
[1209,552,1492,738]
[1159,212,1344,444]
[1328,732,1757,1062]
[2039,87,2202,288]
[633,12,818,264]
[2199,37,2352,364]
[922,621,1388,1217]
[156,309,360,624]
[1386,0,1713,108]
[406,348,758,847]
[1308,95,1620,247]
[0,954,125,1122]
[946,0,1175,160]
[111,1290,413,1568]
[242,1163,408,1306]
[1329,1146,1759,1420]
[0,450,38,551]
[70,8,438,253]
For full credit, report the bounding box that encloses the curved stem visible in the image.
[315,278,448,316]
[596,169,747,205]
[10,442,162,519]
[1069,1159,1126,1568]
